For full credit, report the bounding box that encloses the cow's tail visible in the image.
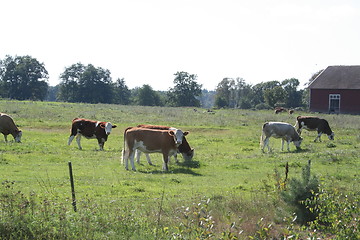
[260,123,267,149]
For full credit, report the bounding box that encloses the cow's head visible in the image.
[14,130,22,143]
[293,136,303,150]
[100,122,117,135]
[181,148,194,161]
[169,129,189,146]
[328,132,335,140]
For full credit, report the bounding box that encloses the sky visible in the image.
[1,0,360,91]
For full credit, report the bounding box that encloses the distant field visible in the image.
[1,100,359,239]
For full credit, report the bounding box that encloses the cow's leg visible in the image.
[129,149,136,171]
[262,137,270,152]
[281,139,285,151]
[4,134,8,142]
[286,140,291,151]
[68,135,75,145]
[297,127,302,135]
[173,152,179,163]
[136,150,141,164]
[98,138,105,151]
[314,132,322,142]
[145,153,153,165]
[76,135,82,150]
[162,153,170,171]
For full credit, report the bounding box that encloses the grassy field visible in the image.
[0,100,359,239]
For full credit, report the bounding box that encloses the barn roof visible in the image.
[309,65,360,89]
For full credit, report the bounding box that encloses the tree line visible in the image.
[0,55,319,109]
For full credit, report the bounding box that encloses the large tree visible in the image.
[167,71,202,107]
[214,78,233,108]
[58,63,113,103]
[113,78,131,105]
[132,85,163,106]
[282,78,302,108]
[0,55,49,100]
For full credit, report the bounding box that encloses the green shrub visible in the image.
[306,187,360,239]
[280,161,319,225]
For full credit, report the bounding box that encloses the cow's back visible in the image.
[263,122,300,140]
[0,113,18,134]
[71,118,98,136]
[297,116,320,129]
[125,128,175,150]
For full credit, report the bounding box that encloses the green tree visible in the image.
[282,78,302,108]
[214,78,233,108]
[58,63,113,103]
[113,78,131,105]
[0,55,49,100]
[215,77,253,109]
[264,85,286,107]
[57,63,84,102]
[133,84,163,106]
[167,71,202,107]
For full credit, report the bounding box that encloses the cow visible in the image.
[274,107,286,114]
[68,118,117,150]
[122,127,189,171]
[260,122,302,152]
[295,116,334,142]
[135,124,194,165]
[0,113,22,143]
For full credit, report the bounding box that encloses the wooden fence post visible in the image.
[68,161,77,212]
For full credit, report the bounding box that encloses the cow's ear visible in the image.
[100,123,106,128]
[168,131,175,136]
[112,125,117,128]
[183,131,189,136]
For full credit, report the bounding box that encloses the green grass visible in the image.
[0,100,359,239]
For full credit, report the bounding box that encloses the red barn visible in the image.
[309,65,360,114]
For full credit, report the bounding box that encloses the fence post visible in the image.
[68,161,77,212]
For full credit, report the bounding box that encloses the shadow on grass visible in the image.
[138,161,202,176]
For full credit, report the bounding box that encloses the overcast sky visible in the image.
[1,0,360,91]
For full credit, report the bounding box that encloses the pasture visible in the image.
[0,100,359,239]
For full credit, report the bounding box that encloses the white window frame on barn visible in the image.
[329,94,340,113]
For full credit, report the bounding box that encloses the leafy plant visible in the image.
[280,161,319,225]
[306,187,360,239]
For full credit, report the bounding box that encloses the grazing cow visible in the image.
[274,107,286,114]
[68,118,117,150]
[288,109,294,114]
[295,116,334,142]
[122,127,189,171]
[0,113,22,143]
[260,122,302,152]
[135,124,194,165]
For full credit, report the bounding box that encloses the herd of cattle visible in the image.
[0,112,334,171]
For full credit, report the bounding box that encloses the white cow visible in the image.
[260,122,302,152]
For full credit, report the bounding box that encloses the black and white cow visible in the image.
[68,118,116,150]
[295,116,334,142]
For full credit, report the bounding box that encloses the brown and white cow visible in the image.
[0,113,22,143]
[68,118,117,150]
[274,107,286,114]
[122,127,189,171]
[260,122,302,152]
[135,124,194,165]
[295,116,334,142]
